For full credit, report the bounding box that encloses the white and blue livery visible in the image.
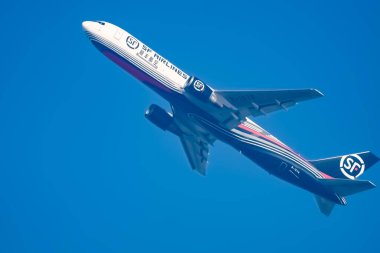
[83,21,378,216]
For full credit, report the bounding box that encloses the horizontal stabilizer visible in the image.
[309,151,379,180]
[319,178,376,197]
[315,195,335,216]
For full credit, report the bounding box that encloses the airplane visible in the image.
[82,20,379,216]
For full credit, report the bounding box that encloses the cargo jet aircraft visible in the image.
[82,21,378,215]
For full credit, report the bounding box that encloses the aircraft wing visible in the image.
[179,134,209,175]
[215,89,323,119]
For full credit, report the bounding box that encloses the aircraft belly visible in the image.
[240,144,339,199]
[194,117,328,196]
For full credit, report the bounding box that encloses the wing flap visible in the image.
[216,88,323,119]
[179,134,209,175]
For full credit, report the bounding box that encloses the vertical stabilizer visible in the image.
[309,151,379,180]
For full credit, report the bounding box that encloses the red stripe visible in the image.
[238,124,297,155]
[238,124,334,179]
[319,171,334,179]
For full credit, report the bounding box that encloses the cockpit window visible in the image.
[97,21,105,25]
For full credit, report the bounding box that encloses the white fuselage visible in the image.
[82,21,188,93]
[82,21,348,207]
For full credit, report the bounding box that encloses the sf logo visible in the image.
[126,36,139,49]
[340,154,365,180]
[194,80,205,92]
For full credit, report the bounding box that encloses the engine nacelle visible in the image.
[145,104,174,131]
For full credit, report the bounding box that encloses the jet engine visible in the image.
[145,104,175,132]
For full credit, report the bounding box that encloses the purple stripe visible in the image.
[92,40,174,93]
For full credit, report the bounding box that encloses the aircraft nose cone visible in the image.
[82,21,92,31]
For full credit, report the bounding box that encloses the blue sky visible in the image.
[0,0,379,252]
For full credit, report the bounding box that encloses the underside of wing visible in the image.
[179,134,209,175]
[216,89,323,119]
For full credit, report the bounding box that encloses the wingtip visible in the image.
[362,151,380,166]
[371,152,380,163]
[321,210,333,216]
[199,171,206,176]
[193,168,206,176]
[313,89,324,97]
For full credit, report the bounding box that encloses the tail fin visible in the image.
[319,178,376,197]
[309,151,379,180]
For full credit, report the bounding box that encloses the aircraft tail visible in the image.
[314,195,335,216]
[319,178,376,196]
[315,178,376,216]
[309,151,379,180]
